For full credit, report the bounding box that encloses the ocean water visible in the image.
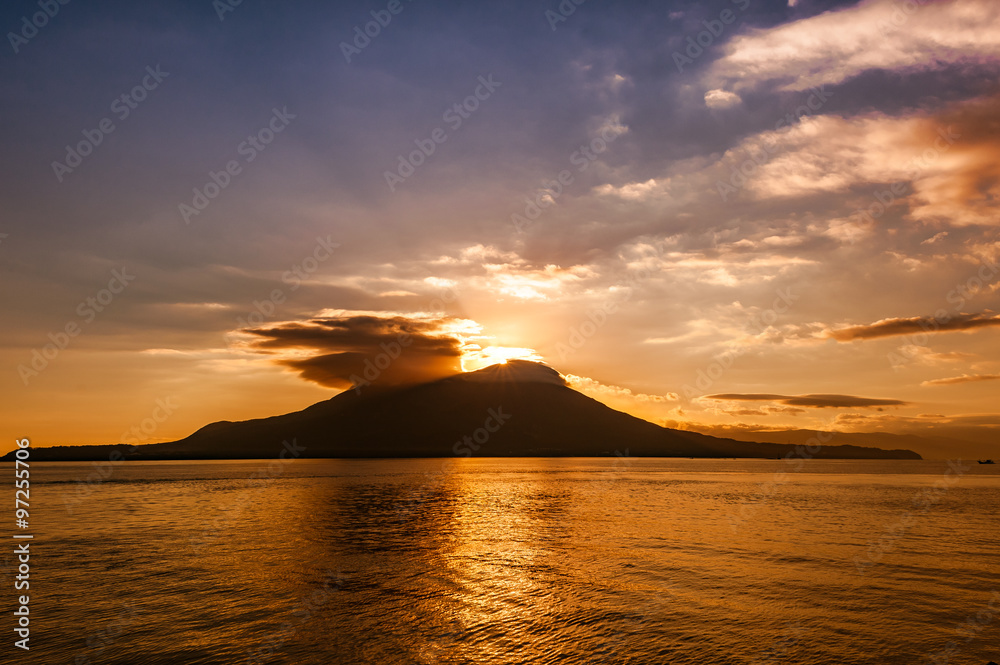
[5,458,1000,664]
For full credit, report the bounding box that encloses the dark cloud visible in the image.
[706,393,909,409]
[246,315,463,389]
[723,406,806,417]
[826,313,1000,342]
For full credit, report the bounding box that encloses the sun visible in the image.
[461,345,544,371]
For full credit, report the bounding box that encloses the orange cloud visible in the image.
[565,373,679,404]
[598,93,1000,230]
[921,373,1000,386]
[896,345,977,365]
[726,97,1000,228]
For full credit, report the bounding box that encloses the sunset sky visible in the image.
[2,0,998,456]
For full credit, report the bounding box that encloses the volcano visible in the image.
[14,361,921,461]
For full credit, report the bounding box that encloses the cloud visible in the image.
[614,238,817,288]
[589,92,1000,231]
[437,244,596,301]
[716,97,999,226]
[905,94,1000,226]
[922,373,1000,386]
[705,393,909,408]
[922,232,949,245]
[243,315,464,389]
[704,89,742,109]
[896,345,977,365]
[592,178,661,200]
[834,411,1000,429]
[708,0,1000,92]
[826,312,1000,341]
[564,373,679,405]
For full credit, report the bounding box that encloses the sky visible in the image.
[2,0,998,457]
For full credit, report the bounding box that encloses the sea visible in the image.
[4,458,999,664]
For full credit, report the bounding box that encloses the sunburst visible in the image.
[461,345,544,371]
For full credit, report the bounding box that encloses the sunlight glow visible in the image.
[461,345,545,371]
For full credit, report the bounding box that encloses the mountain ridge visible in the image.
[5,361,922,461]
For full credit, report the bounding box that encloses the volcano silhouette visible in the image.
[14,361,921,461]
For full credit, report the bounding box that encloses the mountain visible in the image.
[683,426,989,461]
[8,361,922,461]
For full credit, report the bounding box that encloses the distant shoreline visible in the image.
[1,452,930,463]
